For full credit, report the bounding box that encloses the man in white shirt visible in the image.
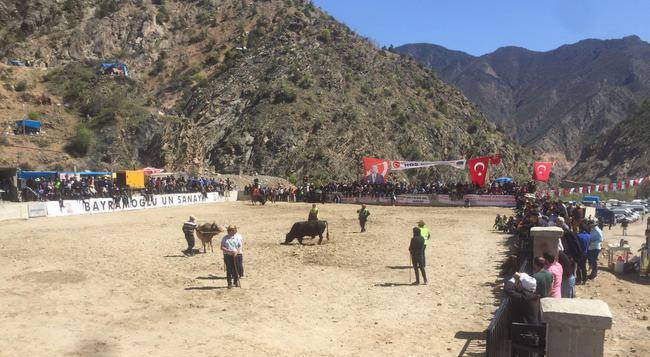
[221,225,242,288]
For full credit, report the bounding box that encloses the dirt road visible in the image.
[0,202,513,356]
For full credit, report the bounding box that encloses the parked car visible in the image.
[611,208,639,222]
[624,204,648,215]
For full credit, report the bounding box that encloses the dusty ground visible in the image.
[577,218,650,357]
[0,202,512,357]
[1,202,647,356]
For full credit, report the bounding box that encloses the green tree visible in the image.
[14,80,27,92]
[66,124,95,156]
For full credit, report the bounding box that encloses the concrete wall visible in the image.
[0,191,238,221]
[0,202,29,221]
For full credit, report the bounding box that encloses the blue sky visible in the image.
[312,0,650,56]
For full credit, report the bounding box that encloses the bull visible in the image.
[195,222,225,253]
[284,220,329,245]
[251,188,267,205]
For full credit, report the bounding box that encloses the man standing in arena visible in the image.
[182,216,198,256]
[308,204,319,221]
[357,204,370,232]
[221,225,242,288]
[409,227,427,285]
[418,220,430,267]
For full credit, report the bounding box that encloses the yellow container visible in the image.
[116,170,145,189]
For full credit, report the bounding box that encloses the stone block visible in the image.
[531,226,563,259]
[541,298,612,357]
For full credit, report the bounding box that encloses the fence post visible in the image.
[541,298,612,357]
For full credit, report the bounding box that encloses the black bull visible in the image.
[284,220,329,245]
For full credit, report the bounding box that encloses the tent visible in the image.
[494,177,513,183]
[17,171,57,180]
[142,167,164,175]
[14,119,41,134]
[99,62,129,77]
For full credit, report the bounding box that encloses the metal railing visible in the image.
[486,296,512,357]
[486,255,531,357]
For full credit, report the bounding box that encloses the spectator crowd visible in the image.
[499,194,605,326]
[17,174,234,202]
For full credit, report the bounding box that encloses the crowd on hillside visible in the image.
[17,174,234,202]
[497,196,605,326]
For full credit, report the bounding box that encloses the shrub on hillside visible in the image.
[14,80,27,92]
[27,112,39,120]
[191,72,209,87]
[318,28,332,43]
[66,124,95,156]
[96,0,120,19]
[273,85,296,104]
[156,6,170,24]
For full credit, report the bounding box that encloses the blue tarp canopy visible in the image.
[18,171,57,179]
[15,119,41,129]
[494,177,513,183]
[583,195,601,202]
[59,171,112,176]
[99,62,129,77]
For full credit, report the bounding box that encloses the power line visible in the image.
[4,143,68,154]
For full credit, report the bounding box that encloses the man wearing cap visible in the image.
[409,227,427,285]
[221,225,242,288]
[504,272,539,324]
[181,216,198,256]
[357,205,370,232]
[417,220,430,267]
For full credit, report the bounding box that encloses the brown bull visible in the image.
[196,222,225,253]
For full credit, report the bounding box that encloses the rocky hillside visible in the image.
[568,99,650,182]
[0,0,534,181]
[396,36,650,177]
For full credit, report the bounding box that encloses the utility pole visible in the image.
[356,154,361,184]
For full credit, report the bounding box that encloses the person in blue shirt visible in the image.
[575,228,590,285]
[587,221,604,280]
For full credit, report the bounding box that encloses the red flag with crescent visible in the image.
[468,156,490,187]
[532,162,553,182]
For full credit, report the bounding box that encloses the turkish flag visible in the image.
[532,162,553,182]
[468,156,490,187]
[489,154,501,166]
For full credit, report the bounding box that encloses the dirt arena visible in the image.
[1,201,648,356]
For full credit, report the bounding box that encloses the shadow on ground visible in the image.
[455,330,486,357]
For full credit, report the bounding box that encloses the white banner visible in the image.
[390,159,466,171]
[436,194,516,207]
[44,191,238,217]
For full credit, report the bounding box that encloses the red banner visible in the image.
[489,154,501,166]
[468,156,490,187]
[532,162,553,182]
[362,157,390,184]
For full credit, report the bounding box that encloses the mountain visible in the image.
[568,98,650,182]
[0,0,534,181]
[395,37,650,177]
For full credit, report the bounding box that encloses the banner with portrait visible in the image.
[362,157,390,184]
